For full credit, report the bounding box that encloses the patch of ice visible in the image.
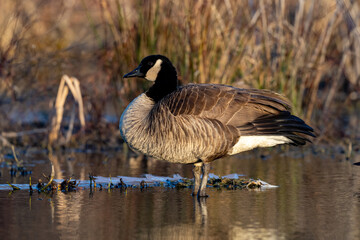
[0,174,278,190]
[257,180,279,188]
[144,174,183,182]
[89,174,184,186]
[222,173,246,179]
[209,173,246,179]
[208,173,219,179]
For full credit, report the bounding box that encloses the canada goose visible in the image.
[120,55,315,197]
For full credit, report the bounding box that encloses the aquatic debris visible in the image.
[34,176,79,193]
[40,162,55,191]
[32,163,78,193]
[36,179,44,190]
[7,146,32,177]
[140,180,147,190]
[59,178,79,192]
[29,176,33,194]
[115,178,127,190]
[2,173,277,192]
[89,173,96,188]
[246,180,263,189]
[7,182,20,191]
[174,179,193,189]
[207,177,263,190]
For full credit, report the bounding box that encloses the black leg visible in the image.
[198,163,210,197]
[192,162,202,196]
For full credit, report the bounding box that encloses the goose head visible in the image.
[123,55,178,102]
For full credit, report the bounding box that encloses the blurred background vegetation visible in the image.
[0,0,359,148]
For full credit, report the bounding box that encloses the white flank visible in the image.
[229,136,292,155]
[145,59,163,81]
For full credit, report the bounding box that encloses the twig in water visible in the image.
[41,162,55,191]
[7,182,20,191]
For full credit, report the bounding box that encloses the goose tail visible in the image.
[237,111,315,146]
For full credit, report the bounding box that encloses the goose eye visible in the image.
[148,62,154,66]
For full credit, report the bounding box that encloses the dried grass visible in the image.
[0,0,359,144]
[48,75,85,145]
[92,0,359,117]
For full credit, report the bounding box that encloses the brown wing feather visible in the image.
[161,84,291,126]
[157,84,314,153]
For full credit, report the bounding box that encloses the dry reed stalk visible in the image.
[100,0,122,44]
[259,0,271,64]
[64,75,85,127]
[305,64,328,122]
[304,5,341,121]
[323,45,350,114]
[275,0,285,72]
[346,30,360,86]
[308,6,339,69]
[340,0,360,88]
[293,0,304,46]
[48,76,68,145]
[48,75,85,145]
[11,145,22,167]
[0,135,12,147]
[304,1,315,37]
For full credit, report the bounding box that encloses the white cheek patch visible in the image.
[145,59,162,81]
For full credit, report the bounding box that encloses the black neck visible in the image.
[146,65,178,102]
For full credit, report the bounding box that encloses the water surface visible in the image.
[0,147,359,239]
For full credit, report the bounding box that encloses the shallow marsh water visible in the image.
[0,146,359,240]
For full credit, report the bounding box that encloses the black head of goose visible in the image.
[120,55,315,197]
